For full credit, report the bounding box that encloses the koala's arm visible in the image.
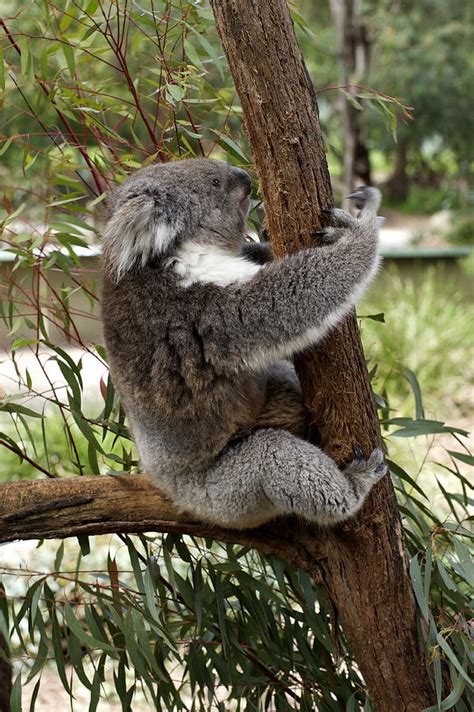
[240,240,273,265]
[200,190,381,373]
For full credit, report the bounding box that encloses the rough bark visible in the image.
[0,476,322,578]
[208,1,434,710]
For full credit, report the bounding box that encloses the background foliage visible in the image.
[0,1,472,710]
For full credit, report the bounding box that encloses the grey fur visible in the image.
[101,158,386,529]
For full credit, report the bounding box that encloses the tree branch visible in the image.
[0,475,322,581]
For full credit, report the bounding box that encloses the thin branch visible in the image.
[0,439,55,478]
[0,18,108,195]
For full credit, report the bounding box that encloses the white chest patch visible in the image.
[170,241,261,287]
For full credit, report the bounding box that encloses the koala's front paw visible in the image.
[347,186,382,215]
[343,446,387,497]
[314,207,357,244]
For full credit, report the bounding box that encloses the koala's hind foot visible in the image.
[343,446,387,500]
[175,429,386,529]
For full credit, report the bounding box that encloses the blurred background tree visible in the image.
[299,0,473,231]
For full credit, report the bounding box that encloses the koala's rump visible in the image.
[102,267,268,465]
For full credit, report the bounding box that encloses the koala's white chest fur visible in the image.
[170,241,262,287]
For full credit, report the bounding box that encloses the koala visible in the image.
[101,158,386,529]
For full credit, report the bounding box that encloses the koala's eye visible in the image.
[212,178,221,188]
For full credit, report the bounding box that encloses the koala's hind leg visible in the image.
[178,429,386,529]
[254,361,309,438]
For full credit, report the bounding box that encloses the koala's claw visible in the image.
[315,206,357,244]
[313,228,340,244]
[321,207,356,228]
[353,443,364,460]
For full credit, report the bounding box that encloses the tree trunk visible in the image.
[208,1,434,709]
[387,141,409,201]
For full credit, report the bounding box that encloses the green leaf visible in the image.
[48,194,86,207]
[435,633,472,685]
[191,28,224,79]
[360,312,385,322]
[46,344,83,388]
[0,403,43,419]
[54,541,65,572]
[341,89,363,110]
[193,560,203,633]
[212,568,229,654]
[184,38,207,73]
[28,678,41,712]
[409,555,429,621]
[388,459,429,501]
[0,583,9,631]
[217,134,250,163]
[26,611,48,682]
[19,37,33,78]
[144,568,160,624]
[85,0,99,14]
[49,604,73,694]
[10,671,22,712]
[423,674,466,711]
[166,83,185,104]
[453,539,474,587]
[435,559,457,592]
[0,138,12,156]
[67,628,92,690]
[63,603,117,655]
[89,667,101,712]
[448,451,474,467]
[62,44,75,77]
[404,367,425,420]
[77,535,91,557]
[383,417,468,438]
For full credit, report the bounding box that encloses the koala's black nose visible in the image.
[231,167,252,195]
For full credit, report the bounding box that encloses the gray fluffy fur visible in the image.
[101,158,387,529]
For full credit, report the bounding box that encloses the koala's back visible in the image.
[101,264,266,469]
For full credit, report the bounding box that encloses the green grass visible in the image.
[361,265,473,421]
[361,265,473,504]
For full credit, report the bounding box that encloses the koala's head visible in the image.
[102,158,252,282]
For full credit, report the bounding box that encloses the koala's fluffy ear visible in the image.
[102,192,182,282]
